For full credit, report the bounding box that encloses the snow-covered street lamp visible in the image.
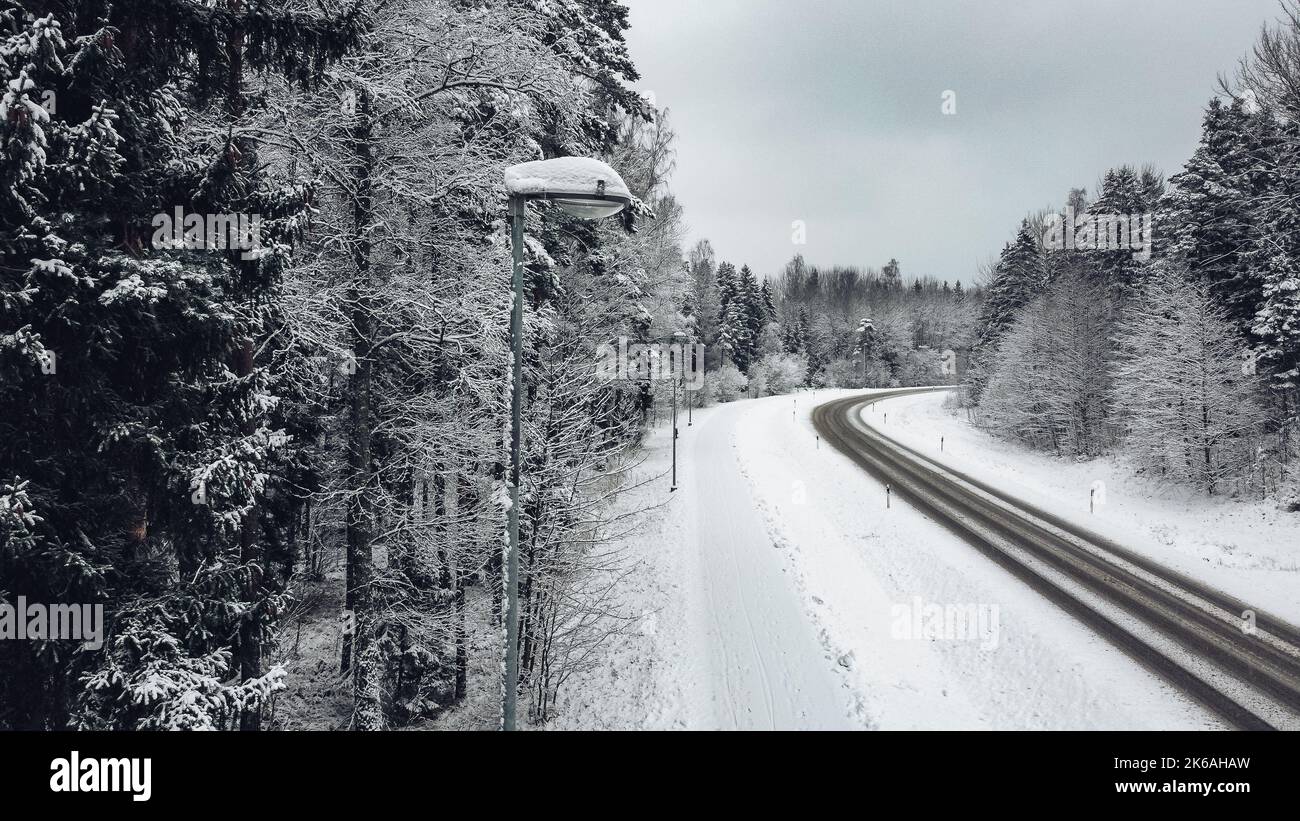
[501,157,632,731]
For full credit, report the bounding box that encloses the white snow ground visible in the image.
[552,390,1231,730]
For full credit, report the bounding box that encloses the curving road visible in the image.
[812,388,1300,731]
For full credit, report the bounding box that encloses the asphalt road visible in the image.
[813,388,1300,730]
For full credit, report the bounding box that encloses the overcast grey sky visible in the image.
[623,0,1286,285]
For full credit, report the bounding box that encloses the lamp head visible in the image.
[505,157,632,220]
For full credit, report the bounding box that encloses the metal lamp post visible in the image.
[685,333,698,427]
[670,331,688,492]
[501,158,632,731]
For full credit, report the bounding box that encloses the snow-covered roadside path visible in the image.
[692,401,855,729]
[549,399,855,729]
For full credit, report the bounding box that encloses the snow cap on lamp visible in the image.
[504,156,632,220]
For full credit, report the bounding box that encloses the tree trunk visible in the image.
[344,87,382,730]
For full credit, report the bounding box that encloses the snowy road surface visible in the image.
[692,401,855,729]
[554,390,1226,730]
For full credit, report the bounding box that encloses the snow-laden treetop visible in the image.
[504,156,631,200]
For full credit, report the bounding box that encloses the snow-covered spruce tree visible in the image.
[1244,116,1300,491]
[718,295,753,370]
[684,239,721,366]
[781,306,811,358]
[715,260,737,316]
[1112,262,1269,494]
[1086,165,1164,300]
[1249,116,1300,389]
[1232,2,1300,497]
[1161,97,1269,336]
[0,0,360,730]
[966,220,1047,402]
[736,264,768,364]
[759,279,777,321]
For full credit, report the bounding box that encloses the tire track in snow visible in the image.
[691,400,854,730]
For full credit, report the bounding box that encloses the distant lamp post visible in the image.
[501,157,631,731]
[671,331,687,492]
[688,345,698,427]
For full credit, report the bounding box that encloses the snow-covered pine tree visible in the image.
[1249,115,1300,395]
[1086,164,1164,300]
[1248,114,1300,487]
[686,239,721,356]
[716,260,738,316]
[976,221,1046,347]
[759,279,778,322]
[1162,97,1265,335]
[518,0,653,152]
[1231,2,1300,500]
[718,297,753,370]
[782,307,810,355]
[736,264,766,363]
[0,0,361,730]
[968,218,1046,401]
